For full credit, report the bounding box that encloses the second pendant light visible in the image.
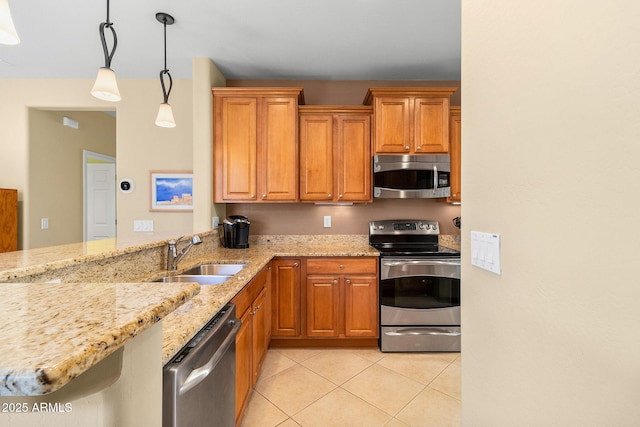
[155,12,176,128]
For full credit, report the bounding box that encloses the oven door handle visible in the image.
[384,327,461,337]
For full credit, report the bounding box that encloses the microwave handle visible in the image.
[433,165,438,194]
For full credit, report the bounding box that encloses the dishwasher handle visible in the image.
[178,319,241,395]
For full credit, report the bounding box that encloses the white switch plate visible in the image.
[212,216,220,229]
[134,220,154,232]
[323,215,331,228]
[471,231,501,275]
[41,218,49,230]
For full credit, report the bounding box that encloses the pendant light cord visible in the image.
[99,0,117,68]
[159,15,172,104]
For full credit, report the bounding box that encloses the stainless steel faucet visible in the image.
[167,235,203,270]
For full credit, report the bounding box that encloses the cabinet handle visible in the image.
[333,279,338,284]
[262,194,267,199]
[339,264,344,269]
[293,262,299,267]
[255,305,261,310]
[416,145,422,151]
[250,194,256,199]
[346,279,351,284]
[338,194,343,199]
[327,194,332,199]
[250,310,256,316]
[405,145,410,151]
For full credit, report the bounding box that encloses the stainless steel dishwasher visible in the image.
[163,303,240,427]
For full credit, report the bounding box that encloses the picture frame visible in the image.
[150,171,193,212]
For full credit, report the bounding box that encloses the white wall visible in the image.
[462,2,640,425]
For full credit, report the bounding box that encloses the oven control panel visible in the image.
[369,219,439,235]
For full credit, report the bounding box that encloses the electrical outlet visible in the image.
[41,218,49,230]
[323,216,332,228]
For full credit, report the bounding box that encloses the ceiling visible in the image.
[0,0,460,81]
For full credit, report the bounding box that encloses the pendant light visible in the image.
[91,0,121,102]
[0,0,20,45]
[154,12,176,128]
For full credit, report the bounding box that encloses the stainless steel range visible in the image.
[369,219,461,352]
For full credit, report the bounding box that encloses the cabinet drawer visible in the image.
[306,258,377,275]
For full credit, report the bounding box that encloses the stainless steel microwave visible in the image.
[373,154,451,199]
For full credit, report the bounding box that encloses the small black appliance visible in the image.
[222,215,250,249]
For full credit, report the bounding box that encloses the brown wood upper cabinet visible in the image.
[299,106,372,203]
[363,88,457,154]
[213,88,304,202]
[447,106,462,203]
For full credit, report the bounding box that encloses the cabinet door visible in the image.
[306,275,341,337]
[336,114,372,202]
[251,288,268,383]
[215,97,257,201]
[299,114,334,201]
[414,97,450,153]
[271,259,301,337]
[373,96,411,153]
[448,107,462,203]
[344,275,378,337]
[259,97,298,201]
[235,307,252,421]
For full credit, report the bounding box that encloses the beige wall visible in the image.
[192,58,227,232]
[0,78,195,249]
[28,110,115,249]
[462,2,640,425]
[115,78,194,237]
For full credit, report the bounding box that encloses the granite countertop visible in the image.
[0,232,458,395]
[156,241,381,365]
[0,281,199,396]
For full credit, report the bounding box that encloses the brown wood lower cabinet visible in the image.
[232,264,271,425]
[306,258,378,338]
[270,258,302,337]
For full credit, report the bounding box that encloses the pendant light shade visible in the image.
[0,0,20,45]
[91,0,120,102]
[91,67,121,102]
[155,103,176,128]
[155,12,176,128]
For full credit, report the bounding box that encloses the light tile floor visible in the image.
[240,348,461,427]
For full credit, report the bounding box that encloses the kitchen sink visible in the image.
[182,264,246,276]
[155,275,230,285]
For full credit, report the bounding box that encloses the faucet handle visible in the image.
[169,235,186,245]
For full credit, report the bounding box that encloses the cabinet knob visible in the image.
[346,279,351,284]
[333,279,338,284]
[339,264,344,269]
[250,194,256,199]
[255,305,261,310]
[327,194,332,199]
[293,262,299,267]
[250,310,256,316]
[405,146,410,151]
[338,194,343,199]
[416,145,422,151]
[262,194,267,199]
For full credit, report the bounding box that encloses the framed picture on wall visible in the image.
[150,171,193,212]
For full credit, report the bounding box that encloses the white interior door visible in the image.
[86,161,116,241]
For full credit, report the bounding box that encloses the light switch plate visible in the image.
[471,231,501,275]
[134,220,154,232]
[323,216,331,228]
